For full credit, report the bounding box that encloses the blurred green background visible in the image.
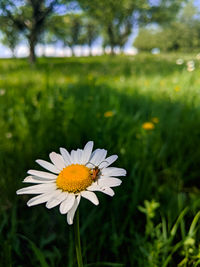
[1,1,200,266]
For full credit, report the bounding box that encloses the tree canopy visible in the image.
[0,0,61,63]
[134,1,200,52]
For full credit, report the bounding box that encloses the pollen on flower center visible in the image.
[56,164,93,193]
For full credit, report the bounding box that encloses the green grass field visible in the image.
[1,53,200,266]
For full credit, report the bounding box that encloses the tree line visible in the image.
[134,1,200,53]
[0,0,193,63]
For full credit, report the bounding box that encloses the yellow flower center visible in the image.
[56,164,93,193]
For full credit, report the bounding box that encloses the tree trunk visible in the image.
[89,43,92,56]
[110,45,115,55]
[70,46,75,57]
[120,46,124,54]
[107,24,115,55]
[11,47,16,58]
[29,35,36,64]
[102,45,106,55]
[42,44,46,57]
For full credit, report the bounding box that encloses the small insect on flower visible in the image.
[91,166,100,181]
[16,141,126,225]
[88,161,108,182]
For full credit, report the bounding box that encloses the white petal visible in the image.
[90,149,107,166]
[23,176,55,184]
[49,152,65,170]
[100,187,115,196]
[60,148,72,166]
[30,176,56,182]
[86,182,98,190]
[36,159,60,174]
[67,195,81,225]
[77,149,83,164]
[81,191,99,205]
[70,150,79,164]
[98,178,122,187]
[87,184,115,196]
[59,194,75,214]
[27,191,57,207]
[102,167,126,177]
[100,155,118,168]
[82,141,94,164]
[46,191,68,209]
[16,183,57,195]
[27,170,57,179]
[86,149,101,167]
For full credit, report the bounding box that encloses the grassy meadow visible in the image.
[1,53,200,266]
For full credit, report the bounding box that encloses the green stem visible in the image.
[73,208,83,267]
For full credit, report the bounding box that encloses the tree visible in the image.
[144,0,187,25]
[65,14,82,56]
[0,0,60,63]
[48,14,83,56]
[114,19,133,52]
[38,30,57,57]
[80,17,99,56]
[79,0,137,54]
[79,0,185,54]
[134,28,159,52]
[0,17,21,57]
[134,0,200,53]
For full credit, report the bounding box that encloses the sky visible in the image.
[0,31,138,58]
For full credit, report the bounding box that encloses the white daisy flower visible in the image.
[16,141,126,225]
[0,89,5,96]
[196,53,200,60]
[176,58,184,65]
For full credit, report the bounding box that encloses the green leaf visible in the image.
[18,234,49,267]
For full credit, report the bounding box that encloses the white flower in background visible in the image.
[0,89,5,96]
[196,53,200,60]
[187,60,195,72]
[187,60,194,67]
[176,58,184,65]
[17,141,126,225]
[5,132,12,139]
[187,66,195,72]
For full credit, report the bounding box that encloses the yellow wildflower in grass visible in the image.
[174,85,181,92]
[160,80,165,86]
[151,117,159,124]
[104,111,114,118]
[142,122,155,130]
